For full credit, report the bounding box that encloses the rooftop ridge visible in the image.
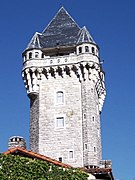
[42,6,80,35]
[3,147,72,168]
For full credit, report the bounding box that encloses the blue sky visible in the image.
[0,0,135,179]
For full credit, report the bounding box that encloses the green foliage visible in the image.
[0,155,88,180]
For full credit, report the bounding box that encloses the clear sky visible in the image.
[0,0,135,179]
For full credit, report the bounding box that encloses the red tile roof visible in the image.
[3,147,71,168]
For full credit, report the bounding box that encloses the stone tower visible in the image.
[22,7,106,168]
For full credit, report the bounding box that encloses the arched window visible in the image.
[35,52,39,58]
[56,91,64,104]
[79,47,82,53]
[85,46,89,52]
[29,52,32,59]
[92,47,95,54]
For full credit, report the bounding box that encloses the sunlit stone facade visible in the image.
[22,7,106,167]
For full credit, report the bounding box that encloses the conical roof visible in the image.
[26,7,96,50]
[77,26,95,44]
[26,32,41,49]
[41,7,80,48]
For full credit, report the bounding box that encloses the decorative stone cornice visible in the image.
[22,60,106,112]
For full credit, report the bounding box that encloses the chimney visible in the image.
[8,136,26,149]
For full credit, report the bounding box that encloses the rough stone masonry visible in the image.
[22,7,106,168]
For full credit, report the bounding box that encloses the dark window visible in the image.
[69,151,74,159]
[41,53,44,58]
[79,47,82,53]
[85,46,89,52]
[35,52,39,58]
[92,47,95,54]
[85,144,87,149]
[59,157,62,162]
[29,52,32,59]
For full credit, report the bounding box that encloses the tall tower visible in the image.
[22,7,106,168]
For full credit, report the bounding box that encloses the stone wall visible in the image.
[81,80,102,167]
[30,95,39,153]
[38,73,83,167]
[23,52,106,168]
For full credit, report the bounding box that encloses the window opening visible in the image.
[84,143,87,150]
[83,113,86,119]
[56,91,64,104]
[85,46,89,52]
[41,53,44,58]
[56,117,64,128]
[29,52,32,59]
[69,151,74,159]
[58,157,62,162]
[79,47,82,53]
[35,52,39,58]
[92,47,95,54]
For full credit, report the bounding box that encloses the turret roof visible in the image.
[77,26,95,44]
[26,7,96,50]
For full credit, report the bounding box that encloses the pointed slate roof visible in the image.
[27,32,42,49]
[26,7,96,50]
[77,26,95,44]
[40,7,80,48]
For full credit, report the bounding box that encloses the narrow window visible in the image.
[69,151,74,159]
[92,116,95,122]
[56,117,64,128]
[94,147,96,152]
[83,113,86,119]
[92,47,95,54]
[79,47,82,53]
[41,53,44,58]
[84,143,87,150]
[35,52,39,58]
[29,52,32,59]
[85,46,89,52]
[56,91,64,104]
[58,157,62,162]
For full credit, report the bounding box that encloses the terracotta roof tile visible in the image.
[3,147,71,168]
